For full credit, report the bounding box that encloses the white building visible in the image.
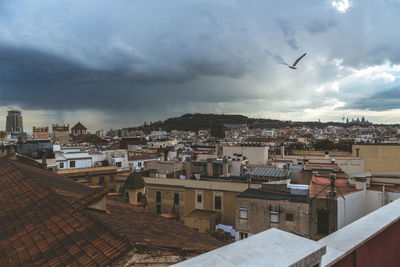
[56,152,92,170]
[223,145,269,165]
[106,149,130,172]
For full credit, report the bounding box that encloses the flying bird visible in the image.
[278,52,307,69]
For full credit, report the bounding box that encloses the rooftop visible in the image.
[246,167,288,178]
[71,122,87,131]
[309,175,359,198]
[237,188,308,203]
[185,209,220,219]
[2,158,222,255]
[0,158,131,266]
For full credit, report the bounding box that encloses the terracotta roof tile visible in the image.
[1,158,222,262]
[87,197,223,252]
[0,158,131,267]
[309,175,359,198]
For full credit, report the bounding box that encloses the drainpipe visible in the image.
[382,184,385,206]
[329,173,336,234]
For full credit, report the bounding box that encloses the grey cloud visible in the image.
[1,0,400,127]
[305,18,337,34]
[278,20,299,50]
[0,46,255,112]
[263,49,285,64]
[345,87,400,111]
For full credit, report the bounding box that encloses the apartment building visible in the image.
[352,144,400,172]
[235,184,309,240]
[144,176,260,229]
[223,144,269,165]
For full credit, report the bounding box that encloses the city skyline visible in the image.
[1,1,400,129]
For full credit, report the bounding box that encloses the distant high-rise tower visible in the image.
[6,110,23,133]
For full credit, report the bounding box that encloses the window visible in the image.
[197,194,202,203]
[138,162,142,167]
[156,191,161,203]
[239,208,248,219]
[137,192,142,202]
[240,232,248,240]
[70,161,75,168]
[174,193,179,205]
[286,213,294,221]
[270,211,279,223]
[214,196,222,210]
[156,204,161,214]
[59,162,64,169]
[116,162,122,168]
[99,176,105,185]
[110,175,114,183]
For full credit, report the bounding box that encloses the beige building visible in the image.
[235,185,309,240]
[223,145,269,165]
[184,209,221,233]
[272,150,364,175]
[144,176,260,229]
[32,126,49,140]
[57,165,118,191]
[52,124,70,144]
[145,161,184,178]
[352,144,400,172]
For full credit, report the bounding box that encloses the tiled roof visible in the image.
[309,175,359,198]
[0,158,131,267]
[185,209,220,219]
[247,167,288,178]
[237,188,308,203]
[73,134,108,144]
[1,158,222,260]
[88,197,223,252]
[71,122,87,131]
[11,160,92,202]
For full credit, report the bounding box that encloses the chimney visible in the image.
[222,158,229,177]
[247,173,251,189]
[185,157,192,179]
[41,152,47,168]
[207,158,213,177]
[280,144,285,157]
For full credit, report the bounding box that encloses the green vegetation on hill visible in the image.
[126,113,377,133]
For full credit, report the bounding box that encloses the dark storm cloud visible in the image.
[345,87,400,111]
[0,46,253,111]
[1,0,400,127]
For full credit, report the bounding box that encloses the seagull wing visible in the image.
[292,53,307,67]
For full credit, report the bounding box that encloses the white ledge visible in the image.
[173,228,326,267]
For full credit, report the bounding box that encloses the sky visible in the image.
[1,0,400,132]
